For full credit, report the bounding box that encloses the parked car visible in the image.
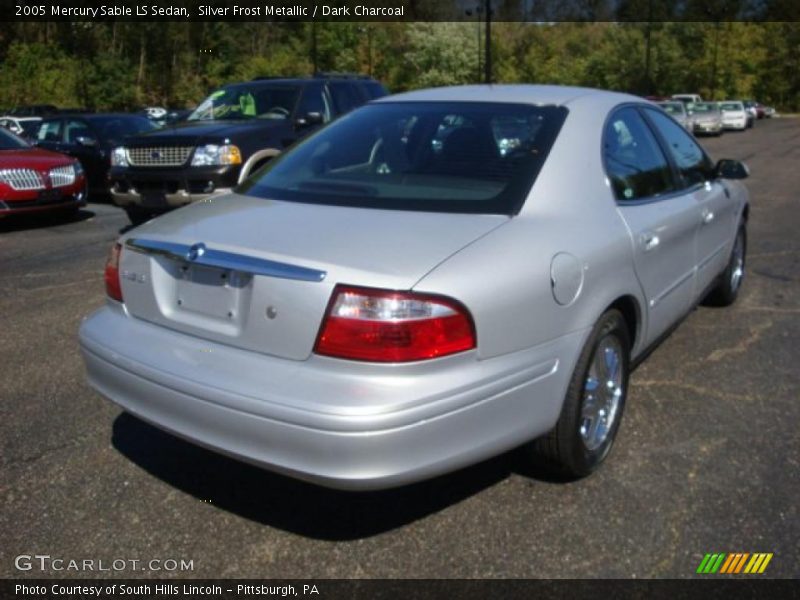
[79,85,750,489]
[718,101,748,131]
[0,116,42,141]
[0,126,87,217]
[109,74,388,224]
[671,93,703,105]
[690,102,724,135]
[35,113,156,199]
[656,101,693,131]
[741,100,758,125]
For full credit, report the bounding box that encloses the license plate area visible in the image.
[174,263,249,320]
[141,192,167,208]
[37,188,63,205]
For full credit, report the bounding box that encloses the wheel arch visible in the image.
[606,294,642,355]
[237,148,281,184]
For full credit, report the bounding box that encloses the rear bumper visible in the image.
[79,305,583,490]
[694,121,723,134]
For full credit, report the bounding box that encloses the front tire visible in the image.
[705,224,746,306]
[530,309,631,478]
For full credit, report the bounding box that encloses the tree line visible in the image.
[0,21,797,112]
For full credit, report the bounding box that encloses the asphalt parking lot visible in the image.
[1,117,798,579]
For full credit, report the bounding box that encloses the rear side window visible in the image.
[64,119,94,144]
[296,85,331,122]
[644,108,714,188]
[37,120,62,142]
[329,82,363,114]
[603,107,675,201]
[239,102,568,215]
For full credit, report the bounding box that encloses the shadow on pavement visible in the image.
[111,412,562,540]
[0,207,94,233]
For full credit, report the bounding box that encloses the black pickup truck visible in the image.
[110,74,387,224]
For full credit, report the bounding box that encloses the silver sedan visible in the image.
[79,86,750,489]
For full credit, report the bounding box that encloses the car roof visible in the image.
[372,84,640,107]
[40,113,146,121]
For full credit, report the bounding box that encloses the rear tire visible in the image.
[529,309,631,478]
[705,224,746,307]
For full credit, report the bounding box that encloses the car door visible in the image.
[36,118,64,152]
[62,118,104,189]
[604,106,698,345]
[643,107,737,299]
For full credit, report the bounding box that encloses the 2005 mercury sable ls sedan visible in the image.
[79,85,750,490]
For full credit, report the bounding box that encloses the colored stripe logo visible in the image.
[696,553,773,574]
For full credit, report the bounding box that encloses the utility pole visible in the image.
[710,21,721,100]
[484,0,492,84]
[311,21,318,74]
[643,0,653,95]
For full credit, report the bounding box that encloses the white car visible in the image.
[718,101,748,131]
[0,116,42,140]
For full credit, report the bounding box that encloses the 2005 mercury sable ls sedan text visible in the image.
[79,85,750,490]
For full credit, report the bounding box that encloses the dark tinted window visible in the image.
[239,102,567,215]
[329,82,363,114]
[37,119,62,142]
[89,116,155,144]
[296,85,331,122]
[0,127,29,149]
[64,119,94,144]
[358,81,388,100]
[604,107,675,201]
[645,108,714,188]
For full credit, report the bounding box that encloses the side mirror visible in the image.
[295,112,324,128]
[76,136,98,147]
[716,159,749,180]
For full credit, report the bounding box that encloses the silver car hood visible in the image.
[124,193,509,290]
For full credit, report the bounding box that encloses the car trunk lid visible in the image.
[117,193,507,360]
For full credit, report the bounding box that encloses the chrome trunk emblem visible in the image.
[186,243,206,262]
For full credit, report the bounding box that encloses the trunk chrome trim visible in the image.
[125,238,326,282]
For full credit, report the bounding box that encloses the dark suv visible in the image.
[110,74,388,224]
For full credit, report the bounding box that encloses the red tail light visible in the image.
[104,242,123,302]
[315,286,476,362]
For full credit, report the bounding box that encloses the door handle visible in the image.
[702,210,715,225]
[641,232,660,252]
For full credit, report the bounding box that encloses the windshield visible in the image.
[719,102,743,111]
[0,127,29,150]
[693,103,718,113]
[188,85,300,121]
[659,102,684,116]
[238,102,568,215]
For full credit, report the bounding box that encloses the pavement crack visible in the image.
[632,379,754,402]
[705,320,773,362]
[2,435,95,469]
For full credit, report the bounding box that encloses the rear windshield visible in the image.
[238,102,567,215]
[0,127,28,150]
[659,102,684,115]
[693,103,718,113]
[719,102,742,111]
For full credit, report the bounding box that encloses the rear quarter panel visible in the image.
[414,93,647,362]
